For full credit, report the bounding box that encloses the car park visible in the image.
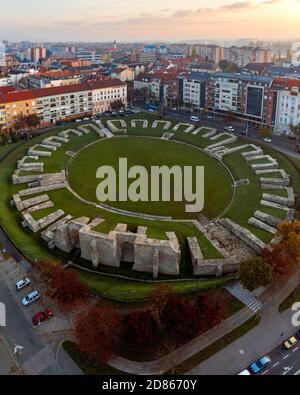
[32,309,53,326]
[16,278,31,291]
[284,336,298,350]
[250,356,271,374]
[22,290,41,307]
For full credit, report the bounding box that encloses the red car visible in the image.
[32,309,53,326]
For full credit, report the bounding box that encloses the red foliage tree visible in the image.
[121,310,158,351]
[262,244,292,279]
[74,305,121,364]
[195,293,226,331]
[160,294,201,346]
[35,261,90,311]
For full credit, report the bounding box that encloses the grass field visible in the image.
[67,136,233,220]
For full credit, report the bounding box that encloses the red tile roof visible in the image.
[0,79,126,104]
[272,77,300,90]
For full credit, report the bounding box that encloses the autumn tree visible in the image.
[258,126,272,138]
[121,310,158,351]
[240,256,274,291]
[195,293,226,331]
[262,244,292,279]
[74,305,121,364]
[111,99,125,111]
[147,284,173,329]
[160,294,201,347]
[26,113,40,129]
[35,260,90,311]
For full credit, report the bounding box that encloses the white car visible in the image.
[225,126,235,132]
[75,119,82,123]
[83,117,90,121]
[190,116,200,122]
[263,138,272,143]
[16,278,31,291]
[238,369,251,376]
[22,291,40,307]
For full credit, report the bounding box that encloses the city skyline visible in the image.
[0,0,300,42]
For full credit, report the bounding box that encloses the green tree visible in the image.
[258,126,272,138]
[240,256,274,291]
[289,123,300,140]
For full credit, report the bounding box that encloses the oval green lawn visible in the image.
[68,136,233,220]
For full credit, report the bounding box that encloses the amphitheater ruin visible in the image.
[9,117,296,279]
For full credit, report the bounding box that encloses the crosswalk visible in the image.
[247,299,263,313]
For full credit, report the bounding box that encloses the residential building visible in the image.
[188,45,224,65]
[0,41,6,67]
[179,72,210,113]
[0,79,127,131]
[111,66,135,82]
[205,72,274,128]
[223,46,272,67]
[25,47,46,63]
[91,79,127,114]
[273,78,300,135]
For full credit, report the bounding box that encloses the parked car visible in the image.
[225,126,235,132]
[16,278,31,291]
[83,117,90,121]
[284,336,298,350]
[111,111,118,117]
[190,116,200,122]
[238,369,251,376]
[32,309,53,326]
[250,356,271,374]
[22,291,41,307]
[263,138,272,143]
[75,119,82,123]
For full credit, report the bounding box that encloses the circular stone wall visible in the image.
[67,136,233,220]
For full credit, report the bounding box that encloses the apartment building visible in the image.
[188,45,224,65]
[272,78,300,135]
[92,79,127,114]
[179,72,210,112]
[0,79,127,131]
[223,46,272,67]
[206,72,274,128]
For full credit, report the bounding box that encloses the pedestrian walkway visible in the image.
[225,282,264,314]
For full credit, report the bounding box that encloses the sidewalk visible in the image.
[110,268,300,375]
[0,338,22,375]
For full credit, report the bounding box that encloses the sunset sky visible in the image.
[0,0,299,41]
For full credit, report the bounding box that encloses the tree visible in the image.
[289,123,300,140]
[160,294,201,347]
[110,99,125,111]
[26,113,40,129]
[35,261,90,311]
[258,126,272,138]
[218,59,229,71]
[147,284,173,329]
[74,305,121,364]
[195,293,226,330]
[262,244,292,279]
[225,63,238,73]
[121,310,158,351]
[240,256,274,291]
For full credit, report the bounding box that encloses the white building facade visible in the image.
[275,85,300,135]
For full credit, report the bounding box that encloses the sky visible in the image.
[0,0,300,42]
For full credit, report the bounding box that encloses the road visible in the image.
[137,104,300,159]
[0,228,82,375]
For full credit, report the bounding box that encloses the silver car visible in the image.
[16,278,31,291]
